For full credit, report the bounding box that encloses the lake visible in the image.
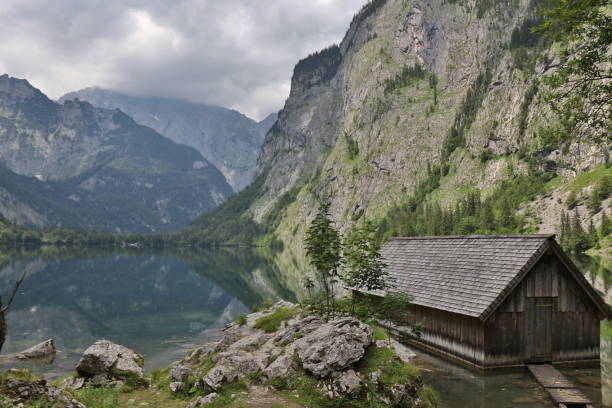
[0,248,609,407]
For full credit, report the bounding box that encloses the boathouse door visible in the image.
[526,297,553,362]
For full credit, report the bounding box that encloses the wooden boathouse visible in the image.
[367,235,611,369]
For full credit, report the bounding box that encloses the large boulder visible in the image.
[295,317,372,378]
[76,340,145,384]
[15,339,56,360]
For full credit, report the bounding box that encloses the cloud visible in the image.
[0,0,364,120]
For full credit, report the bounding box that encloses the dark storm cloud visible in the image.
[0,0,364,119]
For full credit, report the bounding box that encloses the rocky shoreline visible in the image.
[0,302,437,407]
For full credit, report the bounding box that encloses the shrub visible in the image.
[254,307,298,333]
[479,148,495,163]
[262,297,274,309]
[237,313,247,326]
[566,190,579,209]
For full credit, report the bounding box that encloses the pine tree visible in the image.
[587,218,597,247]
[481,202,495,232]
[499,199,512,229]
[305,201,342,316]
[343,220,389,313]
[600,209,611,238]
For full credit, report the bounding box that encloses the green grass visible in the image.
[356,345,419,386]
[372,325,388,341]
[254,307,298,333]
[565,164,612,194]
[273,370,336,407]
[204,381,248,408]
[74,385,120,408]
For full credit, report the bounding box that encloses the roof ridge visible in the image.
[387,234,555,241]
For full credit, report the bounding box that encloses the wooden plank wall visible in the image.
[404,304,486,364]
[485,254,601,366]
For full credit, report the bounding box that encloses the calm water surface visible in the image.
[0,248,609,407]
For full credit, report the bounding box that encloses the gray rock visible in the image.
[182,342,219,365]
[202,366,238,391]
[370,370,382,384]
[214,350,265,375]
[271,327,299,346]
[264,352,295,379]
[185,392,219,408]
[336,370,361,394]
[59,377,85,391]
[3,378,85,408]
[388,338,416,362]
[376,340,390,348]
[295,318,372,378]
[228,332,271,351]
[15,339,56,360]
[218,325,258,349]
[171,365,193,382]
[76,340,144,380]
[169,382,183,393]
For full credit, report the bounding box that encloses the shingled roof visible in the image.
[376,234,606,321]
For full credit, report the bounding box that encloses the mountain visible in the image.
[0,74,233,233]
[258,113,278,135]
[187,0,610,286]
[59,88,275,192]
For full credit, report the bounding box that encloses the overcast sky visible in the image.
[0,0,364,120]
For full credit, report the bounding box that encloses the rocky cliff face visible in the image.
[200,0,609,288]
[0,75,233,233]
[59,88,274,192]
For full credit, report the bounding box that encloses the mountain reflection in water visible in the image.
[0,248,609,407]
[0,247,295,377]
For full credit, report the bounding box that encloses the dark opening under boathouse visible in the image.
[364,235,611,369]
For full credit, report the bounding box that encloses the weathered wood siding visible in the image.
[484,254,601,366]
[403,304,486,365]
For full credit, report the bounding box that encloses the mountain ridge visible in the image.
[0,74,234,233]
[59,88,275,192]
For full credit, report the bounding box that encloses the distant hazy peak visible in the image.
[59,87,272,192]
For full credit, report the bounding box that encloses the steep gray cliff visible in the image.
[191,0,609,291]
[0,75,233,233]
[59,89,274,192]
